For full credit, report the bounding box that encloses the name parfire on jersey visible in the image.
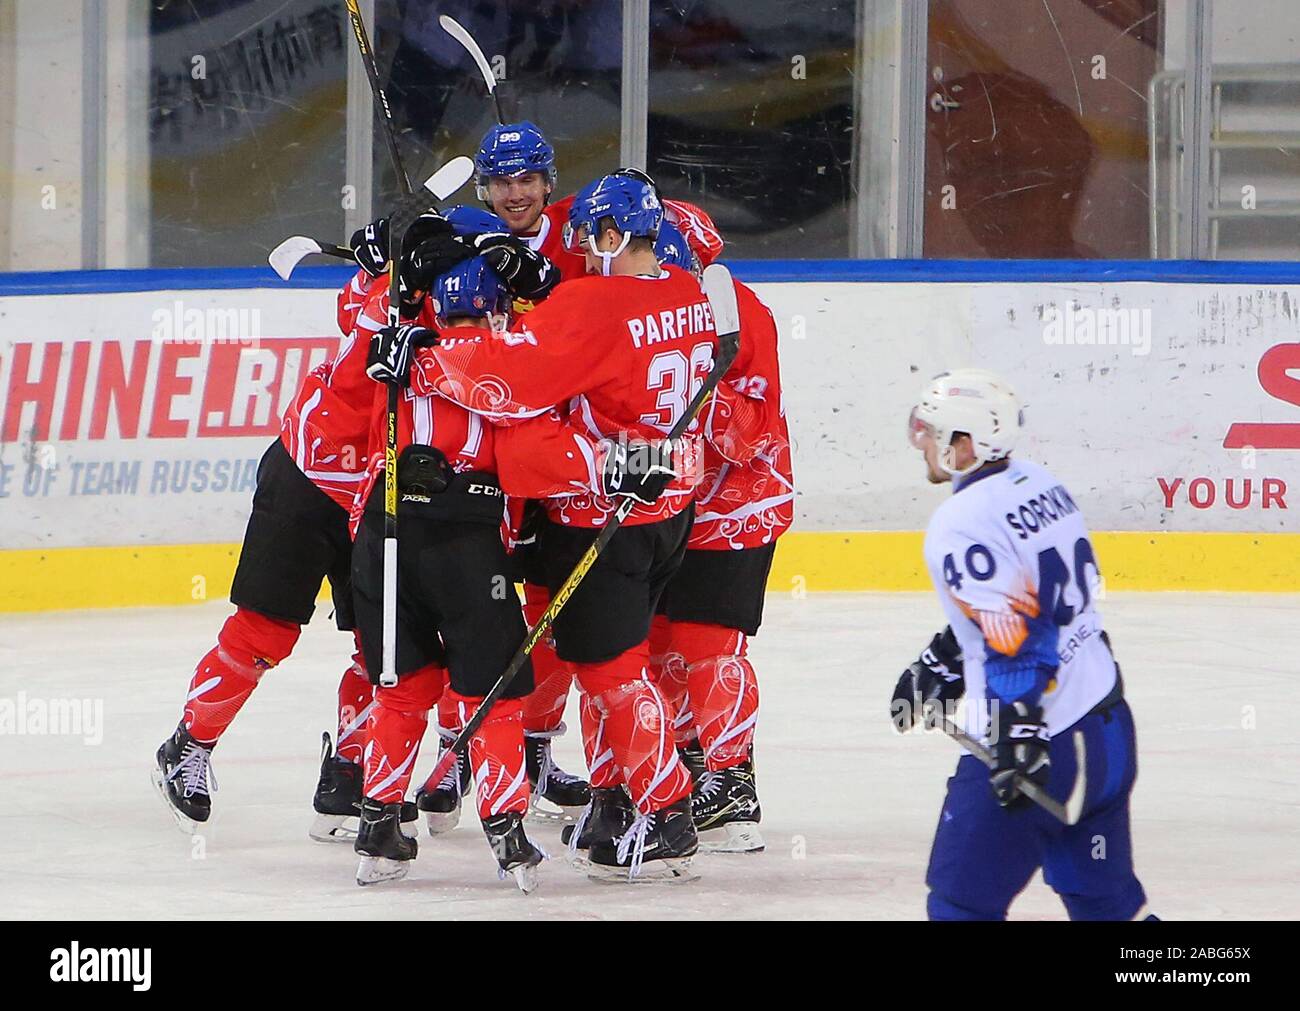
[409,264,717,528]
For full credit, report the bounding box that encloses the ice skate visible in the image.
[691,761,765,854]
[482,811,545,894]
[416,734,471,835]
[354,798,418,885]
[152,723,216,834]
[677,739,708,785]
[561,785,635,860]
[587,797,699,883]
[309,732,363,842]
[525,728,591,822]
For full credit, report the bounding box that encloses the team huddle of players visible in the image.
[149,119,1152,918]
[152,121,794,890]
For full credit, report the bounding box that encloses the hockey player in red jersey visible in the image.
[649,279,794,854]
[346,254,536,889]
[377,173,721,880]
[150,215,471,840]
[468,122,725,820]
[349,235,633,890]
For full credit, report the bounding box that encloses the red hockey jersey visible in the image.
[692,280,794,550]
[409,265,717,528]
[347,284,604,533]
[278,268,381,510]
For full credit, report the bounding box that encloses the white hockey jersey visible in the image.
[922,457,1118,741]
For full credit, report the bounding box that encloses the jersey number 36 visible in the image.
[640,342,714,431]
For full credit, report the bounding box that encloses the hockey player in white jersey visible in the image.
[894,368,1155,921]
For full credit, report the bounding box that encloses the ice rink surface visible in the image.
[2,591,1298,920]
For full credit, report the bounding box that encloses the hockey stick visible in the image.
[940,717,1074,825]
[268,236,354,280]
[439,15,507,124]
[267,159,475,280]
[345,0,413,196]
[369,153,478,686]
[418,263,742,794]
[343,0,445,689]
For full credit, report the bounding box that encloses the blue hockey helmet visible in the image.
[654,219,695,271]
[474,121,557,199]
[433,255,511,322]
[564,174,663,275]
[443,204,509,238]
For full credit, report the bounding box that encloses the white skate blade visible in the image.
[511,863,542,894]
[423,807,460,836]
[586,857,700,885]
[151,767,205,836]
[309,813,359,843]
[697,821,765,854]
[355,855,410,886]
[527,795,585,823]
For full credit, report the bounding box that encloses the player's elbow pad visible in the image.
[984,654,1056,706]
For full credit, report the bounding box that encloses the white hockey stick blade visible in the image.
[440,15,499,95]
[268,235,323,280]
[422,155,475,202]
[701,263,740,337]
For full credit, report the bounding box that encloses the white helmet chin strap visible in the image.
[585,230,631,276]
[939,441,984,477]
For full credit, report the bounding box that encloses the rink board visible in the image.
[1,261,1298,610]
[2,530,1297,612]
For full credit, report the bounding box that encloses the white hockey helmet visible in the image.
[907,369,1023,476]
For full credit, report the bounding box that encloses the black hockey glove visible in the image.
[366,323,439,387]
[467,232,559,302]
[600,438,677,505]
[989,700,1051,808]
[401,213,476,296]
[890,626,965,733]
[348,216,390,278]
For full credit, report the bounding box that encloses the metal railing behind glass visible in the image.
[1151,63,1300,259]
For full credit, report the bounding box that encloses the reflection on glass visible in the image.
[924,0,1160,259]
[377,0,622,216]
[647,0,857,259]
[149,0,349,268]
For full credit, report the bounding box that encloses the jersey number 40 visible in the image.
[944,536,1100,627]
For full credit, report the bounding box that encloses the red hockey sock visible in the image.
[579,690,621,789]
[676,622,760,770]
[183,608,301,745]
[336,635,373,765]
[574,647,654,791]
[649,615,694,745]
[521,584,575,735]
[363,664,444,804]
[445,691,530,819]
[436,681,466,739]
[588,679,692,815]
